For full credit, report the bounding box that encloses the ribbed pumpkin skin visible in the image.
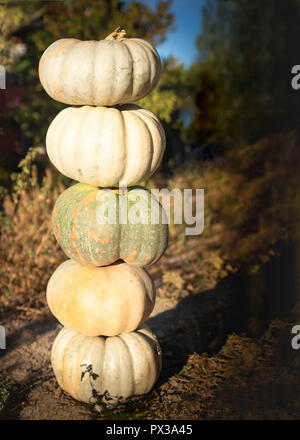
[46,260,155,337]
[51,325,162,408]
[46,104,165,187]
[39,38,161,106]
[52,183,168,267]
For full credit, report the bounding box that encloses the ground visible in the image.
[0,228,300,420]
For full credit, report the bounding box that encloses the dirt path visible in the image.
[1,230,300,419]
[1,293,300,420]
[0,298,193,420]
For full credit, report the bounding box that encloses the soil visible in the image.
[1,231,300,420]
[1,296,299,420]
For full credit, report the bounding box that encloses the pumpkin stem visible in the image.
[105,26,126,40]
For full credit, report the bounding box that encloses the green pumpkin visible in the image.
[52,183,168,266]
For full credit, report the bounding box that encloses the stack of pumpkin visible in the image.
[38,28,168,409]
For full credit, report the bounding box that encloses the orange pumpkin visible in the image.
[46,260,155,337]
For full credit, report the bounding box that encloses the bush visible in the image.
[0,148,65,313]
[206,129,300,270]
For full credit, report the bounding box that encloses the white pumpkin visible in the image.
[38,29,161,106]
[46,104,165,187]
[51,325,162,409]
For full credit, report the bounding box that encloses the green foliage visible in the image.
[138,57,197,168]
[138,88,177,123]
[0,388,9,412]
[138,57,192,123]
[39,0,174,46]
[0,1,37,70]
[13,88,65,144]
[11,146,43,193]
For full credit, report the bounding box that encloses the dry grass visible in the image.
[0,152,65,316]
[1,128,299,315]
[205,129,300,270]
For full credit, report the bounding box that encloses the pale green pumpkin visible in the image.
[52,183,168,266]
[51,324,162,408]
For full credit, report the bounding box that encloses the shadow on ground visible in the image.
[0,240,299,419]
[149,240,300,383]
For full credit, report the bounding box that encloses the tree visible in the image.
[2,0,175,148]
[139,57,196,168]
[0,1,37,70]
[186,0,300,151]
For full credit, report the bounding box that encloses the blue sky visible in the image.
[129,0,203,66]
